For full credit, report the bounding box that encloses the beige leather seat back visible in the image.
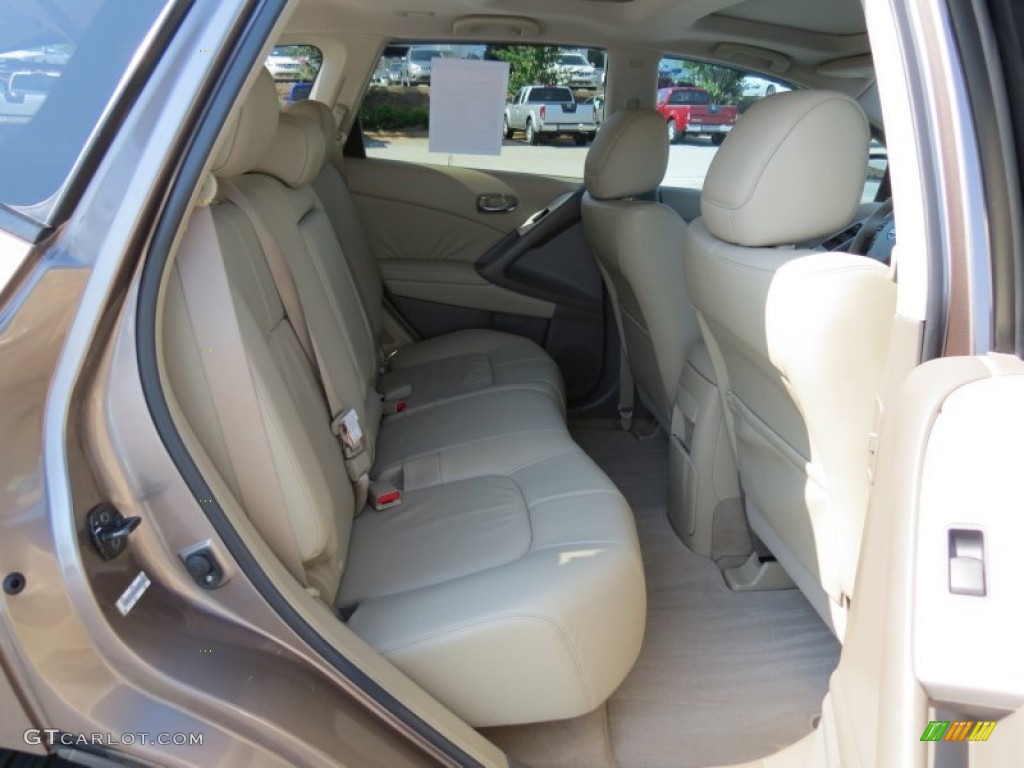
[681,91,896,634]
[582,109,701,429]
[164,72,357,599]
[284,100,385,337]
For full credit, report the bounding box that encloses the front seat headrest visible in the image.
[584,109,669,200]
[700,90,870,247]
[211,69,280,179]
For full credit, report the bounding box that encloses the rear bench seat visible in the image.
[162,70,646,727]
[289,100,566,414]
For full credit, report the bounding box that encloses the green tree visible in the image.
[687,62,745,104]
[488,45,561,95]
[293,45,323,82]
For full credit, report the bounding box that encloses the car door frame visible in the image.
[819,0,1024,765]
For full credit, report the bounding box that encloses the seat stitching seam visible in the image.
[505,447,586,476]
[380,613,593,702]
[526,488,623,507]
[380,429,567,472]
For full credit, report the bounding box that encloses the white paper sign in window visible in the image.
[428,58,510,156]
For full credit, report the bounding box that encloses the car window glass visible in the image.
[865,139,888,202]
[361,44,606,179]
[656,56,886,208]
[654,57,755,188]
[265,45,322,107]
[0,0,170,218]
[668,89,711,106]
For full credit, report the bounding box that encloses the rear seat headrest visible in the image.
[700,90,870,247]
[284,100,338,166]
[584,109,668,200]
[211,69,280,179]
[253,113,326,189]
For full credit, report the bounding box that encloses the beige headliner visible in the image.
[279,0,880,133]
[285,0,869,73]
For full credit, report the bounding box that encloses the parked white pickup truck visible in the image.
[503,85,598,146]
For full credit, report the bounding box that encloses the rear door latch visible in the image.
[87,503,142,561]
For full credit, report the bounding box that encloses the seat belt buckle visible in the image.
[378,345,399,374]
[369,480,402,511]
[380,384,412,416]
[332,408,363,452]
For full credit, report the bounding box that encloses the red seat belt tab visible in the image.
[380,384,412,416]
[369,480,402,511]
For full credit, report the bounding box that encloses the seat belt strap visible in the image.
[220,180,371,511]
[596,262,634,431]
[219,180,314,365]
[618,341,635,431]
[177,203,309,586]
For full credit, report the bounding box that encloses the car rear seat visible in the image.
[162,70,646,727]
[283,100,566,414]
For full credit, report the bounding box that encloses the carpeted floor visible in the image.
[489,426,840,768]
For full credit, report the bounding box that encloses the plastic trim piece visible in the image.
[0,206,48,245]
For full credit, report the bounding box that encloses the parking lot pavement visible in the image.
[365,134,719,189]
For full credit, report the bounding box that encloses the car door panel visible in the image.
[346,157,612,408]
[825,354,1024,767]
[346,158,578,262]
[379,260,556,318]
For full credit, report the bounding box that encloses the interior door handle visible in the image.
[477,193,519,214]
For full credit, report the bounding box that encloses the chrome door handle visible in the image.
[477,193,519,213]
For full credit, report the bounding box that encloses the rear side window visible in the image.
[264,45,322,107]
[360,44,607,179]
[0,0,170,216]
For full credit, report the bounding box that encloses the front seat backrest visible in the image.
[582,108,701,429]
[681,91,896,636]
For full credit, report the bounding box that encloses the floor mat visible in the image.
[572,426,840,768]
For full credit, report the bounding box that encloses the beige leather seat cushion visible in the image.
[343,452,645,726]
[383,328,565,415]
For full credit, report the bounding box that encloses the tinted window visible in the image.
[668,89,710,105]
[529,87,573,102]
[0,0,169,215]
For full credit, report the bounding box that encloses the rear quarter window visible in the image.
[264,45,322,107]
